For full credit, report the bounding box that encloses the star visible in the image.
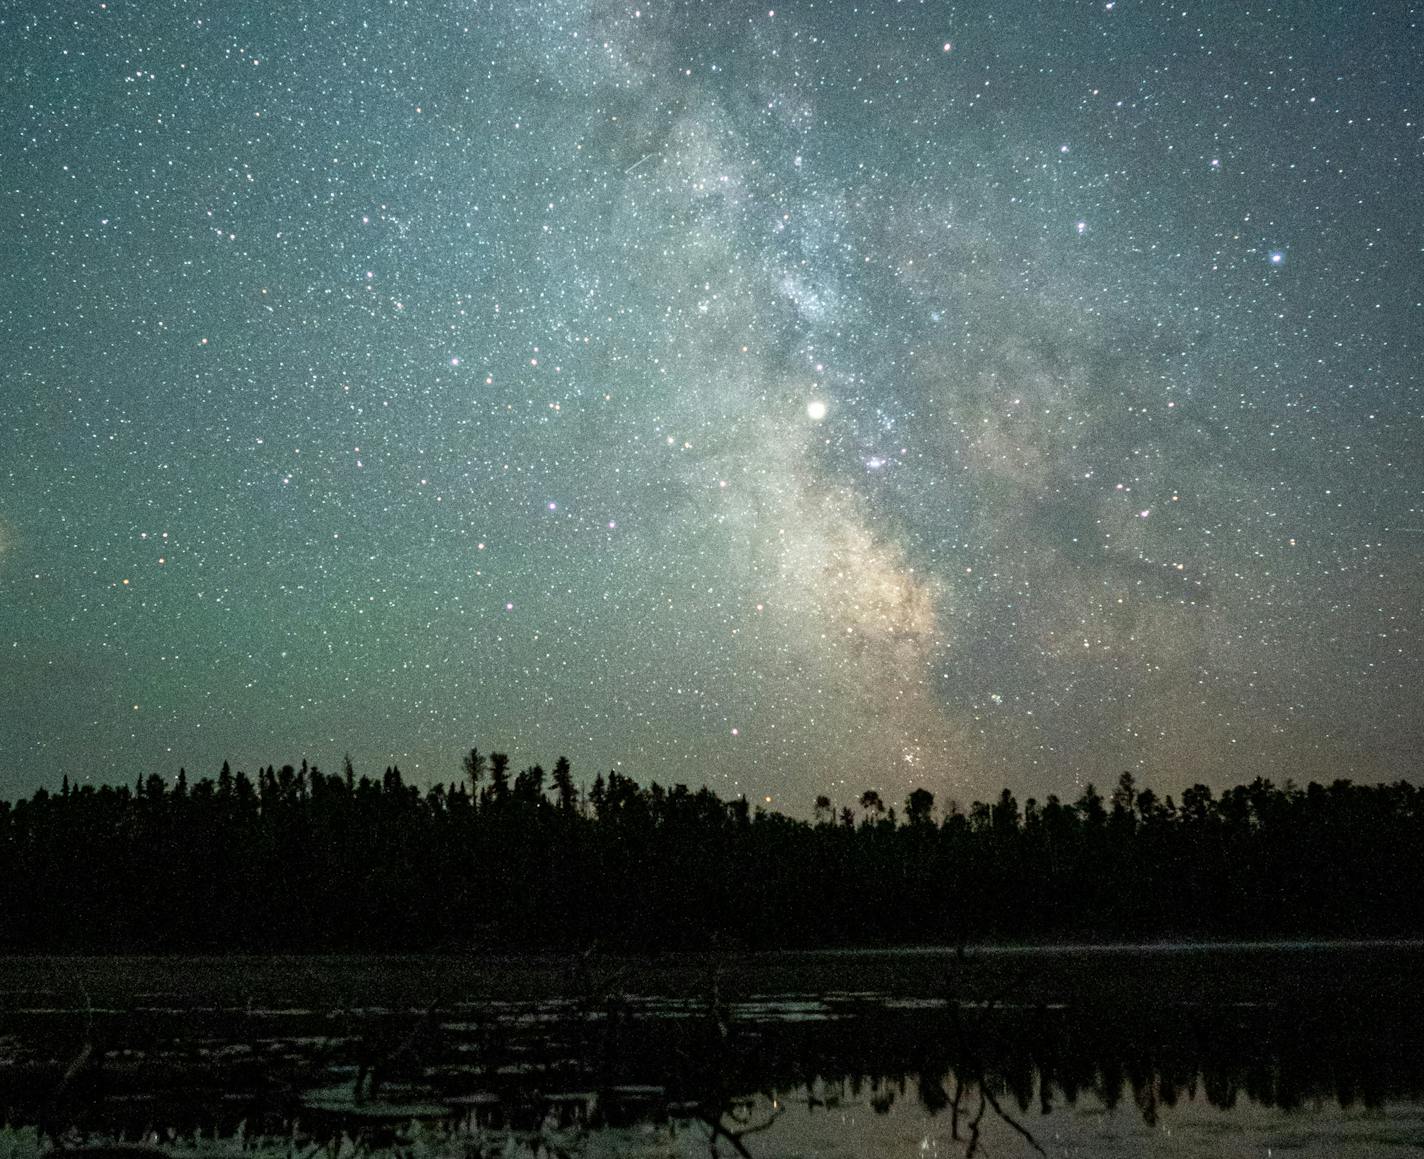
[0,0,1414,814]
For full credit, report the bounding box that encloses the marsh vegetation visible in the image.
[3,945,1423,1157]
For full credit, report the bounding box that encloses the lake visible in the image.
[2,943,1423,1157]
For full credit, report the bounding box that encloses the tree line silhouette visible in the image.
[0,751,1420,951]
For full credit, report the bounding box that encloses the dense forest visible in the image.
[1,751,1420,951]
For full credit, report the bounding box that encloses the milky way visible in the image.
[2,1,1420,809]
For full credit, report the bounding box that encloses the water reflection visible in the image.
[4,971,1424,1156]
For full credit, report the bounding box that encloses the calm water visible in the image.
[2,944,1422,1157]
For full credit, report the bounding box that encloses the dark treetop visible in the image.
[3,750,1420,951]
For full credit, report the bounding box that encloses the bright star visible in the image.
[806,400,828,421]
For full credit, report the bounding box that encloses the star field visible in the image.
[2,1,1421,809]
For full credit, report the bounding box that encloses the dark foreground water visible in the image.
[3,943,1423,1157]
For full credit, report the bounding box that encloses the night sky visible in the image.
[2,1,1420,811]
